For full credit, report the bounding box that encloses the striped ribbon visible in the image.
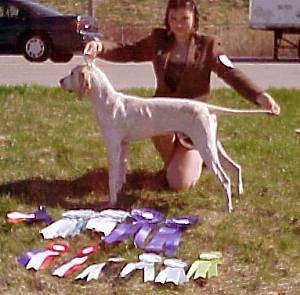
[17,243,70,270]
[52,243,99,278]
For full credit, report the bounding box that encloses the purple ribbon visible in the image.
[130,208,164,224]
[103,222,143,244]
[103,208,165,247]
[131,208,165,248]
[145,226,181,257]
[133,223,155,248]
[165,215,198,229]
[103,210,198,256]
[25,206,53,224]
[145,215,198,257]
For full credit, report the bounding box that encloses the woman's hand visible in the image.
[83,41,103,59]
[256,92,280,115]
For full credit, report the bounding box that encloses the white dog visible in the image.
[60,62,271,212]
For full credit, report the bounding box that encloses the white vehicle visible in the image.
[249,0,300,60]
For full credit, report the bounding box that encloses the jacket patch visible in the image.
[218,55,234,68]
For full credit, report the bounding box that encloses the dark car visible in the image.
[0,0,102,62]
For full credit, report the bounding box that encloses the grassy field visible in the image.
[0,85,299,294]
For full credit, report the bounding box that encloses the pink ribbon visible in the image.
[17,243,70,270]
[7,206,53,224]
[52,243,99,277]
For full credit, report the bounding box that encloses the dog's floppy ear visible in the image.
[80,68,91,92]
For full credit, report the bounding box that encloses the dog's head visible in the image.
[60,65,92,99]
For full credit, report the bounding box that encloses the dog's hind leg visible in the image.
[206,155,233,213]
[193,137,233,212]
[207,114,233,212]
[217,140,243,196]
[191,121,233,211]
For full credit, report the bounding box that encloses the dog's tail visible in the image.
[206,104,273,115]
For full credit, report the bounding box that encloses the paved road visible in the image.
[0,55,300,89]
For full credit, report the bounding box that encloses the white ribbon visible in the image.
[99,209,129,221]
[155,259,188,285]
[40,210,94,239]
[86,217,118,236]
[120,253,162,282]
[40,218,83,239]
[41,209,130,239]
[86,209,129,236]
[75,257,125,281]
[62,209,97,219]
[25,250,60,270]
[75,263,106,281]
[52,256,88,277]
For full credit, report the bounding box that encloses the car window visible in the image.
[26,2,61,17]
[0,6,4,17]
[0,5,8,17]
[0,4,19,18]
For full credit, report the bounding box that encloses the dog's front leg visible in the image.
[119,140,128,188]
[106,141,123,206]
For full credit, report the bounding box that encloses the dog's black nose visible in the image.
[59,78,64,85]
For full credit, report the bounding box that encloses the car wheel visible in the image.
[23,34,50,62]
[50,52,73,63]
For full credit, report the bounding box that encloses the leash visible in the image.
[83,54,95,69]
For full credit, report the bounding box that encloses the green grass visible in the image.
[0,86,299,294]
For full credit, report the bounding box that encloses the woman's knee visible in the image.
[165,148,203,190]
[166,172,198,190]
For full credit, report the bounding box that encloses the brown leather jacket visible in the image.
[99,28,263,102]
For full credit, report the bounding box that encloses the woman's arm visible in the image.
[209,37,280,115]
[84,32,155,63]
[255,92,280,115]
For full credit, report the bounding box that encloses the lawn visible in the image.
[0,85,299,294]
